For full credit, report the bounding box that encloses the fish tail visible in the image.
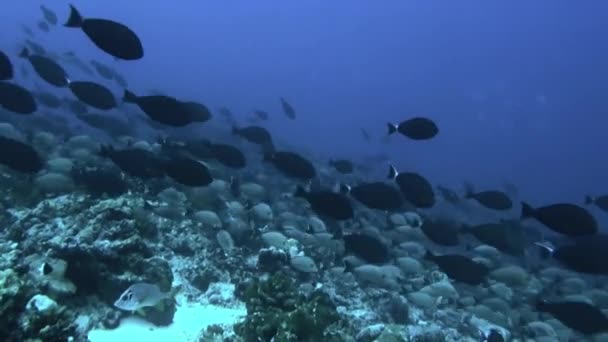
[387,164,398,180]
[387,122,397,135]
[123,89,137,103]
[585,195,594,205]
[64,4,83,28]
[19,47,29,58]
[521,201,535,219]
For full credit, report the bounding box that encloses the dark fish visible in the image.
[0,82,37,114]
[203,141,246,169]
[37,20,50,33]
[341,182,404,211]
[64,5,143,60]
[420,219,460,247]
[99,145,164,179]
[424,250,489,285]
[0,51,13,80]
[294,185,354,220]
[232,125,273,146]
[25,40,46,55]
[360,128,371,142]
[462,222,526,256]
[264,151,316,180]
[254,109,269,121]
[20,47,69,87]
[40,5,58,25]
[538,235,608,275]
[164,156,213,187]
[230,176,240,198]
[65,98,88,114]
[72,167,127,197]
[387,117,438,140]
[536,300,608,335]
[77,112,133,136]
[343,233,390,264]
[388,164,435,208]
[90,60,115,80]
[465,188,512,210]
[522,202,597,237]
[182,101,212,123]
[329,159,353,174]
[0,135,43,173]
[69,81,116,110]
[436,185,460,204]
[585,195,608,212]
[280,97,295,119]
[62,53,94,75]
[123,90,192,127]
[34,91,62,108]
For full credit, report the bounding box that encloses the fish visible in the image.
[280,97,295,119]
[294,185,354,220]
[465,187,512,210]
[264,151,316,180]
[387,117,438,140]
[123,90,193,127]
[71,167,127,197]
[424,250,489,285]
[69,81,116,110]
[329,159,353,174]
[114,283,175,312]
[253,109,269,121]
[76,112,133,136]
[99,145,165,179]
[232,125,273,146]
[25,40,46,55]
[64,99,88,115]
[37,20,50,33]
[343,233,390,264]
[419,219,461,247]
[522,202,597,237]
[388,164,435,208]
[19,47,69,87]
[202,141,246,169]
[64,5,144,60]
[164,155,213,187]
[436,185,460,204]
[0,135,44,173]
[341,182,404,211]
[90,60,115,80]
[536,236,608,275]
[0,82,37,114]
[461,221,527,256]
[0,50,13,80]
[34,91,63,108]
[536,299,608,335]
[181,101,212,123]
[40,5,58,25]
[21,24,35,38]
[585,194,608,212]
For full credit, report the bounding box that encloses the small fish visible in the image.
[0,135,44,173]
[114,283,176,312]
[343,233,390,264]
[388,164,435,208]
[64,5,143,60]
[329,159,353,174]
[0,82,37,115]
[253,109,269,121]
[585,194,608,212]
[203,140,246,169]
[522,201,597,237]
[69,81,116,110]
[280,97,295,119]
[99,145,165,179]
[425,250,489,285]
[0,50,13,80]
[264,151,316,180]
[420,219,460,247]
[341,181,404,211]
[536,299,608,335]
[37,20,50,33]
[232,125,273,146]
[123,90,192,127]
[387,117,438,140]
[465,184,512,210]
[294,185,354,220]
[164,155,213,187]
[40,5,58,25]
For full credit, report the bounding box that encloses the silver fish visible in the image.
[114,283,173,311]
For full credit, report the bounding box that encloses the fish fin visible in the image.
[387,123,397,135]
[387,164,398,180]
[19,48,29,58]
[64,4,83,28]
[294,185,307,198]
[123,89,137,103]
[521,201,535,219]
[585,195,594,205]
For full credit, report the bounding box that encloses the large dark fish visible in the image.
[20,47,69,87]
[0,82,37,114]
[522,202,597,237]
[294,185,354,220]
[40,5,58,25]
[343,233,390,264]
[465,187,512,210]
[164,156,213,187]
[123,90,192,127]
[420,219,460,247]
[388,164,435,208]
[203,141,246,169]
[329,159,353,174]
[585,194,608,212]
[69,81,116,110]
[182,101,212,123]
[341,182,404,211]
[0,51,13,80]
[387,117,438,140]
[536,300,608,335]
[280,97,295,119]
[64,5,143,60]
[537,235,608,275]
[264,151,316,180]
[0,136,44,173]
[462,222,527,256]
[99,146,164,179]
[425,250,489,285]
